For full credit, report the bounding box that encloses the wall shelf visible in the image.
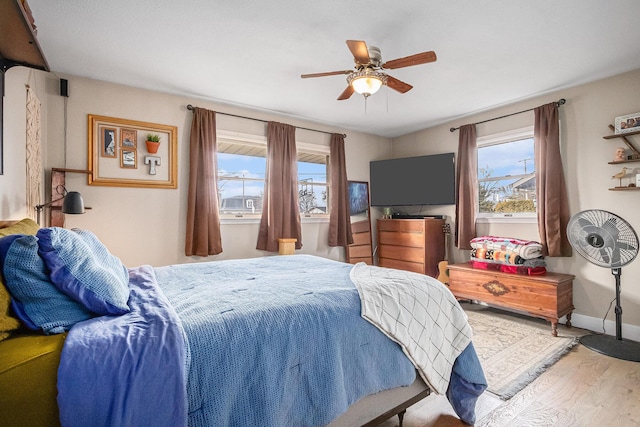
[605,125,639,190]
[603,128,640,139]
[1,0,50,175]
[607,160,640,165]
[609,187,640,191]
[604,125,640,160]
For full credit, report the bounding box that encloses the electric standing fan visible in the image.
[567,209,640,362]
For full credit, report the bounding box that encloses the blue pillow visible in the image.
[37,228,131,316]
[0,234,93,334]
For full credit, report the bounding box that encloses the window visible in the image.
[298,155,329,216]
[216,131,330,218]
[476,126,536,221]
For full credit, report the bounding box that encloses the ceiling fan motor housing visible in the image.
[367,46,382,67]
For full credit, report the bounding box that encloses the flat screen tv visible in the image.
[370,153,455,206]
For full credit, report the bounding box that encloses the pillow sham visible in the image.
[0,218,40,341]
[37,227,131,316]
[0,234,93,334]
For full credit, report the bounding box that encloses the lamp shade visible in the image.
[347,69,387,97]
[62,191,85,214]
[351,76,383,95]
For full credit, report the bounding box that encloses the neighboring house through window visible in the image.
[216,130,330,219]
[476,126,536,222]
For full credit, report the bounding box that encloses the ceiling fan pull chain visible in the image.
[386,86,389,113]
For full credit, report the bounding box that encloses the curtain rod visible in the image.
[449,98,566,132]
[186,104,346,138]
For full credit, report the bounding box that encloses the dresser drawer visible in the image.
[378,230,425,247]
[378,258,424,274]
[377,219,424,233]
[378,244,424,264]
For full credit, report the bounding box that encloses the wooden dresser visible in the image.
[447,263,575,336]
[376,218,445,278]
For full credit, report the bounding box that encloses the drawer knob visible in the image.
[483,280,510,297]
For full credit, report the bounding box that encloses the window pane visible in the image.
[298,161,328,215]
[298,160,327,184]
[216,146,330,217]
[218,153,265,215]
[477,137,535,214]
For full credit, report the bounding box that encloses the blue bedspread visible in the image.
[57,265,188,427]
[155,255,417,427]
[58,255,485,426]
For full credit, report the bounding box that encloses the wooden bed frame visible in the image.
[0,219,431,426]
[330,376,430,426]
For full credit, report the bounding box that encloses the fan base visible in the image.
[580,334,640,362]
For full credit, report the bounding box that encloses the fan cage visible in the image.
[567,209,639,268]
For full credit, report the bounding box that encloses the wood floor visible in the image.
[378,320,640,427]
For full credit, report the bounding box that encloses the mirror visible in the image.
[345,181,373,264]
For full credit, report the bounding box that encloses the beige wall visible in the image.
[3,65,640,337]
[392,68,640,335]
[2,70,391,267]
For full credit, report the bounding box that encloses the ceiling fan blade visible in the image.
[337,85,355,100]
[301,70,352,78]
[346,40,371,65]
[386,75,413,93]
[382,50,437,69]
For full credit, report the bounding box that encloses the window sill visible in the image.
[220,216,330,225]
[476,216,537,224]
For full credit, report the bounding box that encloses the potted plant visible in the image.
[145,134,161,154]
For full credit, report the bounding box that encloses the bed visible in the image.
[0,218,486,426]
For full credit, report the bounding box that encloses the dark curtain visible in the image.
[534,103,572,257]
[256,122,302,252]
[328,133,353,247]
[455,124,477,250]
[185,107,223,256]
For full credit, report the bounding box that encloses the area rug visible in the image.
[464,305,579,400]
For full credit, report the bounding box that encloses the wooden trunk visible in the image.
[447,263,574,336]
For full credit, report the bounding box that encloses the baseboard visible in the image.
[568,313,640,342]
[469,301,640,342]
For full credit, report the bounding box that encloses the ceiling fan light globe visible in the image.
[351,76,383,95]
[347,69,387,96]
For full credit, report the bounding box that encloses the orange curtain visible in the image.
[328,133,353,247]
[455,124,477,249]
[256,122,302,252]
[185,107,222,256]
[534,103,572,257]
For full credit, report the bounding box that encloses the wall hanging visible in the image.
[87,114,177,188]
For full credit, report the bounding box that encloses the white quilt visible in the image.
[350,263,472,395]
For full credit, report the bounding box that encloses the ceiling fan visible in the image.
[301,40,437,100]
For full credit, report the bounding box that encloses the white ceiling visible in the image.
[27,0,640,138]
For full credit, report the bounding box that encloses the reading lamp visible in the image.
[34,186,85,225]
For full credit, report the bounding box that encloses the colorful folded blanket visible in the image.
[468,259,547,276]
[470,236,543,260]
[470,249,546,268]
